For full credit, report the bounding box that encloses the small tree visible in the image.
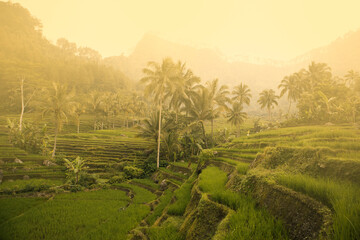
[64,156,87,184]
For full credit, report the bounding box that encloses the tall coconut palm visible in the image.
[206,79,230,146]
[257,89,279,120]
[41,82,74,158]
[227,102,247,136]
[278,74,301,115]
[141,58,178,168]
[72,101,86,134]
[344,70,360,88]
[188,87,212,148]
[88,91,103,130]
[232,83,252,107]
[305,62,332,92]
[166,61,199,122]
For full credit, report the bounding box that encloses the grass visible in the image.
[225,202,288,240]
[147,226,185,240]
[146,190,173,225]
[277,174,360,240]
[0,179,64,193]
[198,166,288,239]
[113,182,157,203]
[167,174,197,216]
[0,197,46,225]
[0,189,131,240]
[230,125,360,162]
[131,178,160,190]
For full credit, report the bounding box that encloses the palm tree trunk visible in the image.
[201,121,208,148]
[52,122,58,158]
[19,78,24,132]
[156,99,162,169]
[77,118,80,134]
[211,119,214,147]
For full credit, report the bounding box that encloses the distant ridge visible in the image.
[105,30,360,92]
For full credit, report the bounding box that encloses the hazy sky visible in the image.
[13,0,360,60]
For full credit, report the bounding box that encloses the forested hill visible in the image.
[0,2,131,111]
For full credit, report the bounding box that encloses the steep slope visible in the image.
[0,2,131,112]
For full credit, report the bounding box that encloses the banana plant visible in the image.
[64,156,87,184]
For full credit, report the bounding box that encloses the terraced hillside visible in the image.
[0,161,196,240]
[55,129,154,178]
[131,125,360,240]
[210,125,360,240]
[0,124,65,184]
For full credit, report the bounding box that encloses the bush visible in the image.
[113,162,127,171]
[78,173,98,187]
[198,149,214,165]
[6,119,50,155]
[70,185,84,192]
[124,166,144,179]
[108,174,126,184]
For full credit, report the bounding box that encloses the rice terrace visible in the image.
[0,1,360,239]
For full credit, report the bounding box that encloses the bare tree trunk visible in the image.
[156,99,162,169]
[19,78,24,132]
[77,118,80,134]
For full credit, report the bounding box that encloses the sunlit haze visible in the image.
[12,0,360,60]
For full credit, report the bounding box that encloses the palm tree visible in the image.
[88,91,103,130]
[72,102,86,134]
[188,87,212,148]
[206,79,230,146]
[278,74,301,115]
[41,82,74,158]
[305,62,332,92]
[227,102,247,136]
[257,89,279,120]
[166,61,200,122]
[344,70,360,88]
[141,58,178,168]
[232,83,252,107]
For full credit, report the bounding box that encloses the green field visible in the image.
[1,121,360,239]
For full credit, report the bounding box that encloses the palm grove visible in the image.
[3,2,360,172]
[7,57,360,171]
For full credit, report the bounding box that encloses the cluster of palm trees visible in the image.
[140,58,275,168]
[277,62,360,123]
[87,90,147,130]
[38,83,148,158]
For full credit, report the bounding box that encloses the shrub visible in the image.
[78,173,98,187]
[113,162,127,171]
[198,149,214,165]
[124,166,144,179]
[6,119,50,155]
[108,174,126,184]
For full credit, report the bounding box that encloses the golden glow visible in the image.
[13,0,360,60]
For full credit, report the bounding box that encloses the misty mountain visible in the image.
[105,30,360,94]
[0,2,130,111]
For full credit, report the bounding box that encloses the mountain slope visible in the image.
[106,30,360,93]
